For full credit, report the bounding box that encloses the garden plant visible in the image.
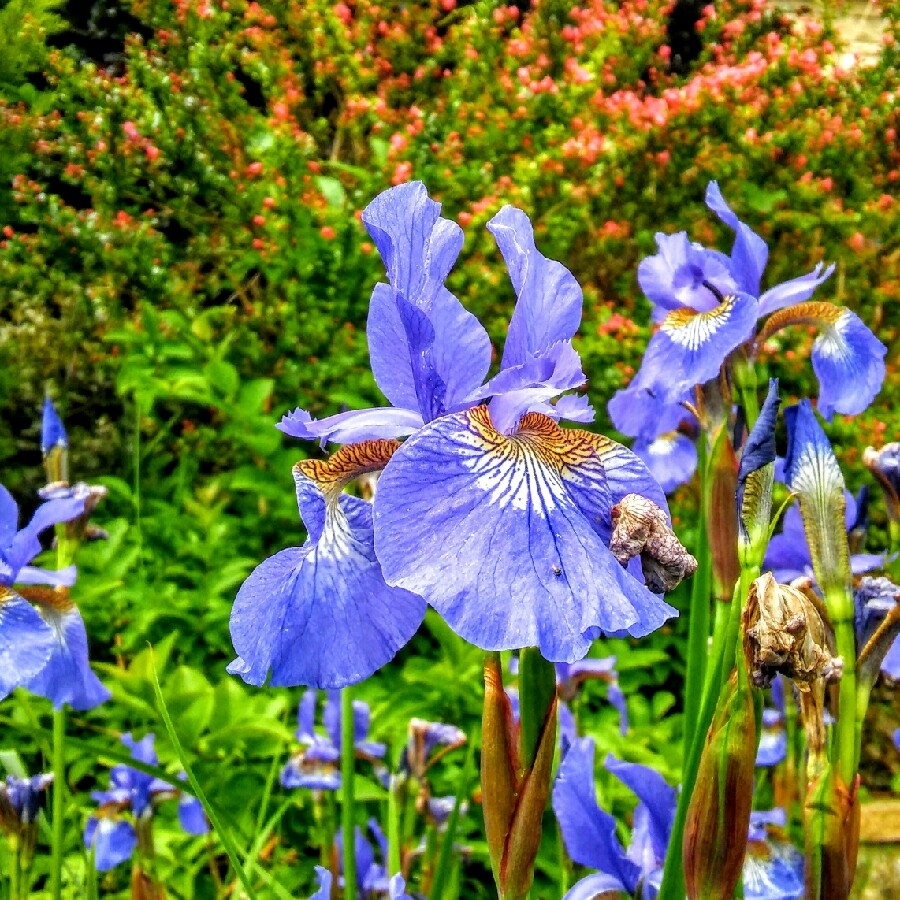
[0,1,899,899]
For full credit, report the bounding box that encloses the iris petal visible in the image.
[634,292,757,404]
[373,407,676,662]
[705,181,768,296]
[228,442,426,688]
[23,595,110,711]
[277,406,424,444]
[784,401,850,592]
[487,205,583,368]
[84,817,137,871]
[604,754,677,865]
[607,386,693,444]
[757,262,836,318]
[552,736,640,892]
[633,433,698,495]
[562,874,631,899]
[363,182,491,418]
[0,588,56,701]
[742,840,804,900]
[757,302,886,420]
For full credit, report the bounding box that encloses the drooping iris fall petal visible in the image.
[229,442,426,689]
[373,406,676,663]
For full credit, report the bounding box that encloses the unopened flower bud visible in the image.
[743,572,843,691]
[684,669,756,900]
[609,493,698,592]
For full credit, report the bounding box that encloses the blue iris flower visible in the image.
[85,733,206,872]
[854,576,900,680]
[0,483,109,708]
[280,689,386,790]
[0,773,54,830]
[610,181,885,445]
[553,737,803,899]
[231,183,679,687]
[310,823,411,899]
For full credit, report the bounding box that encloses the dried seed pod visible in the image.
[742,572,843,691]
[609,493,698,592]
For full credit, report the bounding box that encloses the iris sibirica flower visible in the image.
[854,576,900,681]
[231,182,683,688]
[280,689,385,790]
[0,483,106,706]
[609,182,885,447]
[84,733,207,872]
[310,822,410,899]
[553,737,804,899]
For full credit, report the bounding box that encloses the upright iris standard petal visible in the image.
[552,737,640,893]
[705,181,768,297]
[363,182,492,417]
[783,401,851,592]
[481,208,594,430]
[229,441,427,689]
[634,432,698,495]
[178,794,209,835]
[630,292,758,405]
[373,407,676,663]
[0,587,56,701]
[23,591,110,711]
[487,206,583,369]
[758,302,886,420]
[0,485,84,586]
[638,231,738,319]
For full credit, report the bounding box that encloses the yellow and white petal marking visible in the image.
[296,440,400,500]
[661,294,744,351]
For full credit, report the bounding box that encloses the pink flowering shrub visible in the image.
[0,0,898,487]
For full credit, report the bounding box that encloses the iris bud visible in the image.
[683,668,756,900]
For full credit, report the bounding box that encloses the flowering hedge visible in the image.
[0,0,898,618]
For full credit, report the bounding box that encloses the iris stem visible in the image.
[387,774,402,879]
[340,686,356,900]
[682,436,711,773]
[50,707,65,900]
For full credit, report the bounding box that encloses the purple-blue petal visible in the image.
[178,795,210,835]
[373,408,676,662]
[633,433,698,495]
[488,206,583,368]
[279,756,340,791]
[755,728,787,767]
[705,181,768,297]
[742,839,804,900]
[84,817,137,871]
[811,309,886,420]
[882,637,900,679]
[308,866,333,900]
[0,590,56,701]
[764,505,812,584]
[362,182,491,417]
[638,232,737,317]
[276,405,424,444]
[757,263,836,318]
[603,754,676,865]
[562,874,630,899]
[23,600,109,711]
[297,689,317,742]
[1,489,85,583]
[608,681,629,736]
[229,447,426,689]
[15,564,77,588]
[552,736,641,892]
[607,386,693,444]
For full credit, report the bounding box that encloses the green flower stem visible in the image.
[387,774,403,878]
[827,587,858,783]
[10,838,20,900]
[682,436,711,772]
[341,686,356,900]
[429,739,474,900]
[50,707,65,900]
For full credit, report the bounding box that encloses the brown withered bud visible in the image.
[609,493,698,592]
[742,572,843,691]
